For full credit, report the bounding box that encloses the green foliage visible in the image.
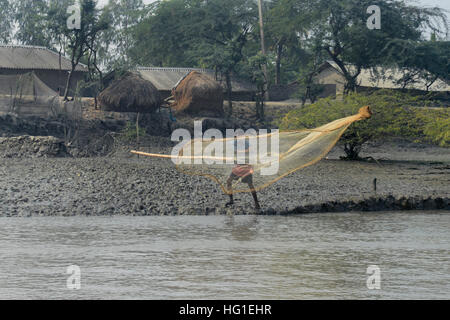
[265,0,316,85]
[247,53,268,90]
[386,40,450,87]
[129,0,198,67]
[46,0,110,100]
[294,42,327,104]
[416,109,450,147]
[246,53,269,119]
[279,91,450,159]
[310,0,448,93]
[12,0,51,46]
[2,0,449,113]
[0,0,14,43]
[99,0,146,71]
[121,121,147,141]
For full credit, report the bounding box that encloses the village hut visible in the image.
[137,67,255,101]
[171,71,224,116]
[0,45,88,96]
[98,72,162,113]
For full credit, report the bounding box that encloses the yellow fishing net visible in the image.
[132,106,372,194]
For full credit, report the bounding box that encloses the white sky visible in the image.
[97,0,156,6]
[97,0,450,12]
[96,0,449,37]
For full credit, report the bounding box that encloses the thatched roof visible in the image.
[98,72,162,113]
[137,67,256,92]
[172,71,224,116]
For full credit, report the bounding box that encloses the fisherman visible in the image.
[225,139,261,211]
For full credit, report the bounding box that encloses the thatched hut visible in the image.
[98,72,162,113]
[171,71,224,116]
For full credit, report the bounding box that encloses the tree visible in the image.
[99,0,147,71]
[296,44,326,105]
[12,0,52,46]
[129,0,197,67]
[0,0,14,43]
[47,0,109,101]
[265,0,315,85]
[131,0,258,116]
[191,0,258,115]
[387,40,450,90]
[85,7,112,107]
[312,0,448,94]
[279,90,450,159]
[248,53,268,119]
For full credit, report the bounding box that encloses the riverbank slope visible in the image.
[1,137,448,216]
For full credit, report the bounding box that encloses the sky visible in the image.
[98,0,155,6]
[96,0,449,36]
[97,0,450,12]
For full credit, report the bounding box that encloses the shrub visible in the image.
[278,90,449,159]
[121,121,147,141]
[418,110,450,147]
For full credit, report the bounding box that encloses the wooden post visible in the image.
[136,112,140,158]
[257,0,269,102]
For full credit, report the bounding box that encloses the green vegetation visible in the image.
[1,0,448,126]
[2,1,448,98]
[278,91,450,159]
[121,121,147,142]
[417,110,450,148]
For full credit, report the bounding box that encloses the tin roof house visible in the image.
[315,60,450,96]
[0,45,88,96]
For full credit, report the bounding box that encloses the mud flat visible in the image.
[0,136,69,158]
[0,136,448,216]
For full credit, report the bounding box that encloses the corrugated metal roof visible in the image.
[0,45,88,72]
[319,61,450,92]
[137,67,256,92]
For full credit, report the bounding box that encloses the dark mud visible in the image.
[1,141,448,216]
[1,110,449,216]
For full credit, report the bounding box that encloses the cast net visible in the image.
[132,106,372,194]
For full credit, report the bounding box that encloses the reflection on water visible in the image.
[0,211,448,299]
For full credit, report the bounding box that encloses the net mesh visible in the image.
[0,72,59,116]
[132,106,372,194]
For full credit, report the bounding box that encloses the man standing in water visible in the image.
[225,139,261,211]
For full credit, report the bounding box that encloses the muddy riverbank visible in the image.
[0,136,448,216]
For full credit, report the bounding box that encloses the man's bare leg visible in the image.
[248,182,261,210]
[226,176,234,206]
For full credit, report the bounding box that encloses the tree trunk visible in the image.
[225,71,232,116]
[64,47,78,101]
[343,142,361,160]
[136,112,140,155]
[92,48,103,109]
[343,71,360,95]
[255,94,261,119]
[257,0,269,100]
[259,94,265,120]
[63,66,75,101]
[425,75,438,92]
[58,39,63,96]
[328,53,359,95]
[275,42,283,85]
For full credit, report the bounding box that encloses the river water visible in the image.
[0,211,448,300]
